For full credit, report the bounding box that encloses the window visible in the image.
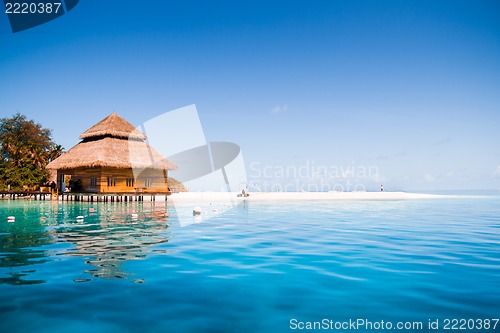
[90,178,97,187]
[144,179,152,187]
[107,177,116,187]
[126,178,135,187]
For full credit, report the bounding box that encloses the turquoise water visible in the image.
[0,197,499,332]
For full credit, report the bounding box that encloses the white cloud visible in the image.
[423,173,435,182]
[494,166,500,177]
[271,104,288,114]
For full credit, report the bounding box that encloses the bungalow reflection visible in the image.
[55,208,170,281]
[0,201,171,284]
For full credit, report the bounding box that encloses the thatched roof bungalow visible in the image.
[47,112,175,194]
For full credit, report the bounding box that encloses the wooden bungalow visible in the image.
[47,112,176,195]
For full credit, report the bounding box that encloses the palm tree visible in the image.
[48,144,64,162]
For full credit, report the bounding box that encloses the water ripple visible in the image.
[0,198,499,332]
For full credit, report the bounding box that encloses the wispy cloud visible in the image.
[271,104,288,114]
[423,173,435,182]
[431,151,442,157]
[431,137,452,146]
[394,151,407,157]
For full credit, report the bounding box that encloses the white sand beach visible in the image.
[169,191,450,202]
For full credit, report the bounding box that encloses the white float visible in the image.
[192,207,202,216]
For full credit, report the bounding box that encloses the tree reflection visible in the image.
[0,201,170,284]
[0,271,45,285]
[0,210,53,285]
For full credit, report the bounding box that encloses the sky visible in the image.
[1,0,499,191]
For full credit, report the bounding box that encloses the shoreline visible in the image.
[169,191,479,202]
[0,191,489,203]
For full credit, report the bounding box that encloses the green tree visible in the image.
[0,113,64,190]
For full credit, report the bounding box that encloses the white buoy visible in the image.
[193,207,202,216]
[7,216,15,222]
[76,216,84,221]
[131,213,138,219]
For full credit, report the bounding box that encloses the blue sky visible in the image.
[1,0,499,191]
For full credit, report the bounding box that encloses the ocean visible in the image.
[0,196,499,332]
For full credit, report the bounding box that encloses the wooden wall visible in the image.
[57,167,101,193]
[57,167,169,193]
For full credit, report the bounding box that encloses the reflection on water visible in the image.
[58,216,169,280]
[0,198,499,331]
[0,201,171,284]
[0,270,45,285]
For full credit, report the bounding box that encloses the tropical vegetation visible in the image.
[0,113,64,190]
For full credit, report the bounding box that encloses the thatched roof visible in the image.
[47,113,176,171]
[80,112,146,140]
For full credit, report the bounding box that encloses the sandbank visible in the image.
[169,191,452,202]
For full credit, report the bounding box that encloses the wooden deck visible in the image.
[0,191,171,202]
[58,191,171,202]
[0,191,52,200]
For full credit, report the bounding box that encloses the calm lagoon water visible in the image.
[0,196,499,332]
